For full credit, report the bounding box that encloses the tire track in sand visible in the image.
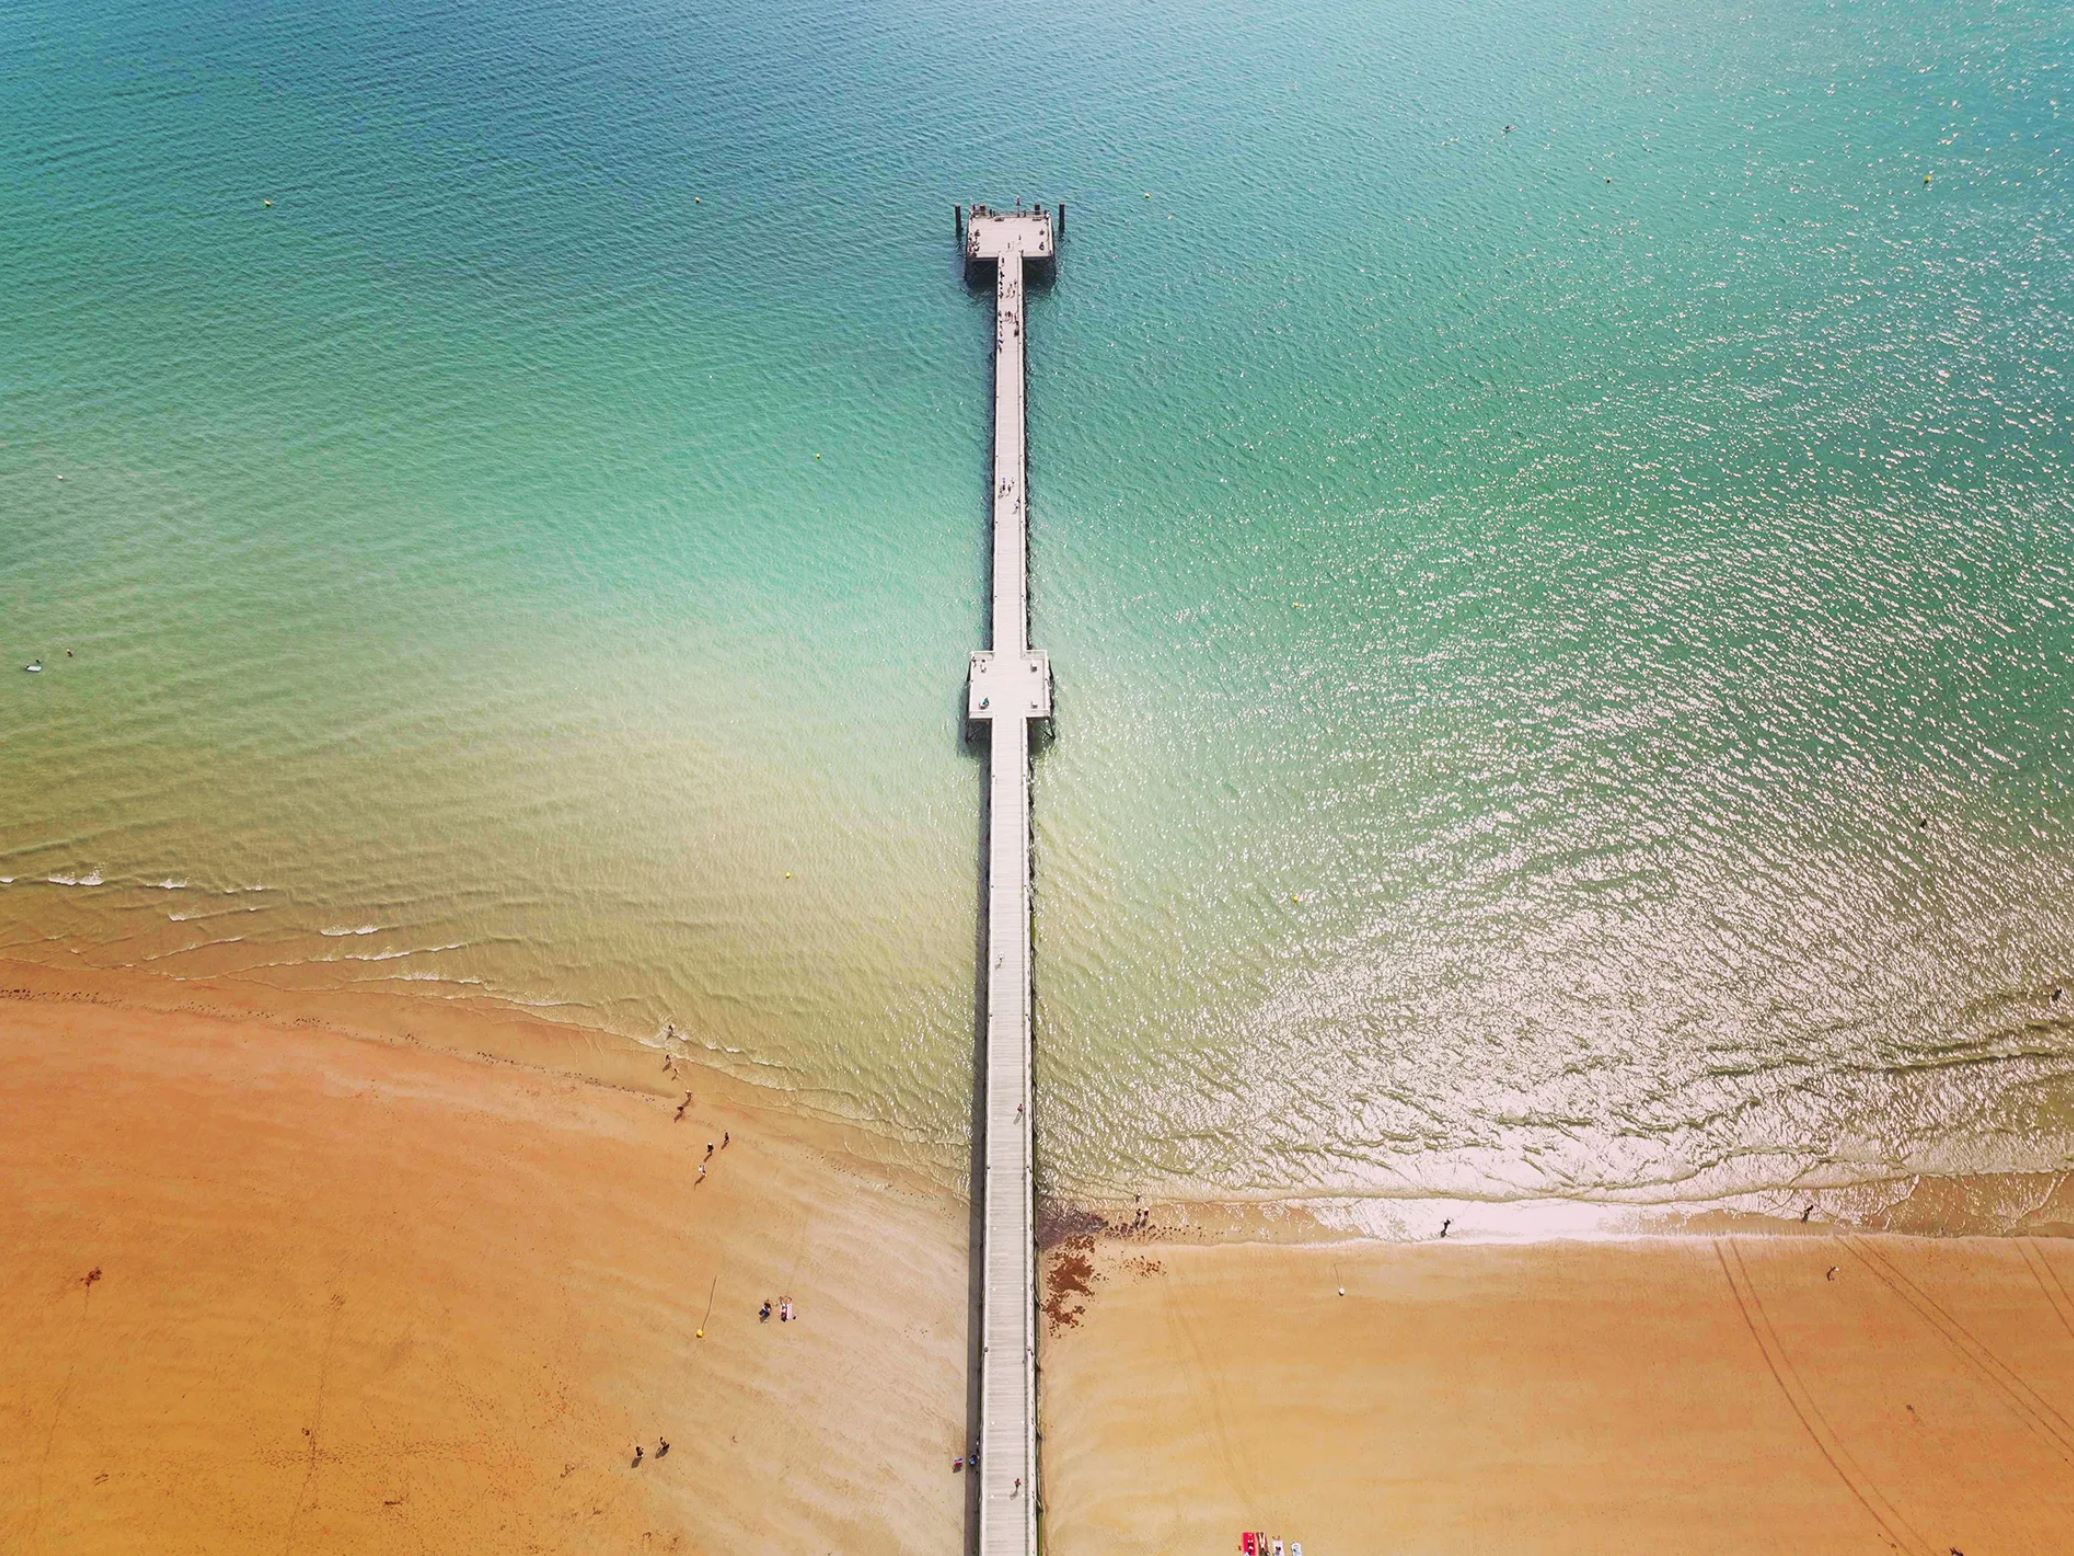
[1158,1272,1256,1510]
[2018,1239,2074,1348]
[280,1291,347,1555]
[1840,1236,2074,1468]
[1713,1241,1934,1556]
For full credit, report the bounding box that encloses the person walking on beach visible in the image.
[696,1163,706,1183]
[1440,1218,1451,1238]
[631,1444,644,1468]
[722,1130,730,1149]
[705,1141,715,1160]
[674,1092,692,1122]
[656,1439,670,1459]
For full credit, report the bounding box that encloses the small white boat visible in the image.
[23,660,43,673]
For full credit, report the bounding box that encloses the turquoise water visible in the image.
[4,0,2071,1221]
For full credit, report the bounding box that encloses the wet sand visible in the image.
[0,967,969,1554]
[1040,1234,2074,1554]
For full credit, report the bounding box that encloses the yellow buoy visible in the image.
[262,199,272,208]
[695,1328,705,1340]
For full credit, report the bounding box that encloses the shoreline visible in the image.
[0,953,951,1200]
[7,957,2071,1248]
[1048,1169,2074,1249]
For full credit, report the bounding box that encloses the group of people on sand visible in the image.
[689,1131,729,1182]
[631,1437,669,1469]
[758,1296,796,1324]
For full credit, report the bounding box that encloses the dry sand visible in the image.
[1040,1233,2074,1555]
[0,966,970,1554]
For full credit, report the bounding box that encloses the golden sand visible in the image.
[8,960,2074,1553]
[0,966,969,1554]
[1040,1234,2074,1554]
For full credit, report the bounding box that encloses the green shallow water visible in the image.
[3,0,2071,1222]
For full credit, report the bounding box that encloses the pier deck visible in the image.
[962,203,1054,1556]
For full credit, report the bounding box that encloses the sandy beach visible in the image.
[8,962,2074,1554]
[1040,1233,2074,1554]
[0,964,969,1554]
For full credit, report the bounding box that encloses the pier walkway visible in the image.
[961,203,1054,1556]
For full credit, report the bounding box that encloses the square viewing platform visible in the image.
[963,204,1057,271]
[968,650,1052,721]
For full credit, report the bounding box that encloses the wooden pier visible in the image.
[960,202,1055,1556]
